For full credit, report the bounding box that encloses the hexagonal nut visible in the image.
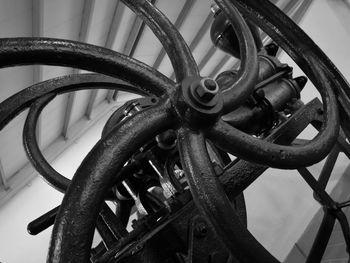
[194,78,219,102]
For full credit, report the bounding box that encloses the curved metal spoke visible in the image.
[177,127,279,263]
[233,0,350,107]
[206,93,337,168]
[23,94,68,192]
[0,38,174,95]
[122,0,198,81]
[48,98,175,262]
[0,73,139,130]
[23,89,161,193]
[214,0,259,113]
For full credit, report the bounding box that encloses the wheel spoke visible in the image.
[214,0,259,113]
[122,0,198,81]
[48,99,175,262]
[0,38,174,95]
[178,127,279,263]
[0,73,138,130]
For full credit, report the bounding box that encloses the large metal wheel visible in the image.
[0,0,350,262]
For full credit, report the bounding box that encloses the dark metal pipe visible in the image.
[23,92,143,193]
[27,205,59,235]
[23,94,69,192]
[0,73,140,131]
[0,38,174,95]
[99,202,128,240]
[305,210,335,263]
[214,0,259,113]
[122,0,198,81]
[27,202,128,242]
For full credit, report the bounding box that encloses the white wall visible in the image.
[0,113,110,263]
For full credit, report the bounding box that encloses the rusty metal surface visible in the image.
[0,38,174,95]
[0,0,349,262]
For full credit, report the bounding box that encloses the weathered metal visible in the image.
[0,0,349,262]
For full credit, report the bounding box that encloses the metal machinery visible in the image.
[1,0,350,262]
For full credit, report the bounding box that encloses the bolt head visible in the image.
[194,78,219,102]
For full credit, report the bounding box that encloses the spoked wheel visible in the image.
[0,0,350,262]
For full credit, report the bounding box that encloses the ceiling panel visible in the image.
[111,5,136,52]
[0,67,34,101]
[191,26,212,66]
[133,0,186,66]
[0,0,32,38]
[200,49,227,77]
[93,89,109,108]
[68,90,91,125]
[40,95,67,149]
[86,0,117,46]
[157,0,211,76]
[43,0,84,38]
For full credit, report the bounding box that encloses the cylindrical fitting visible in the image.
[260,77,306,111]
[189,77,219,108]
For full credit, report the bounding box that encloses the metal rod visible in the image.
[297,167,337,209]
[305,209,335,263]
[317,145,340,190]
[100,202,128,240]
[27,205,60,235]
[335,210,350,256]
[96,215,116,249]
[122,0,198,81]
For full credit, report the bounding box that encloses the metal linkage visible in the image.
[0,0,349,262]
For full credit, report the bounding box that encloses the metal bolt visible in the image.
[194,78,219,102]
[265,43,279,57]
